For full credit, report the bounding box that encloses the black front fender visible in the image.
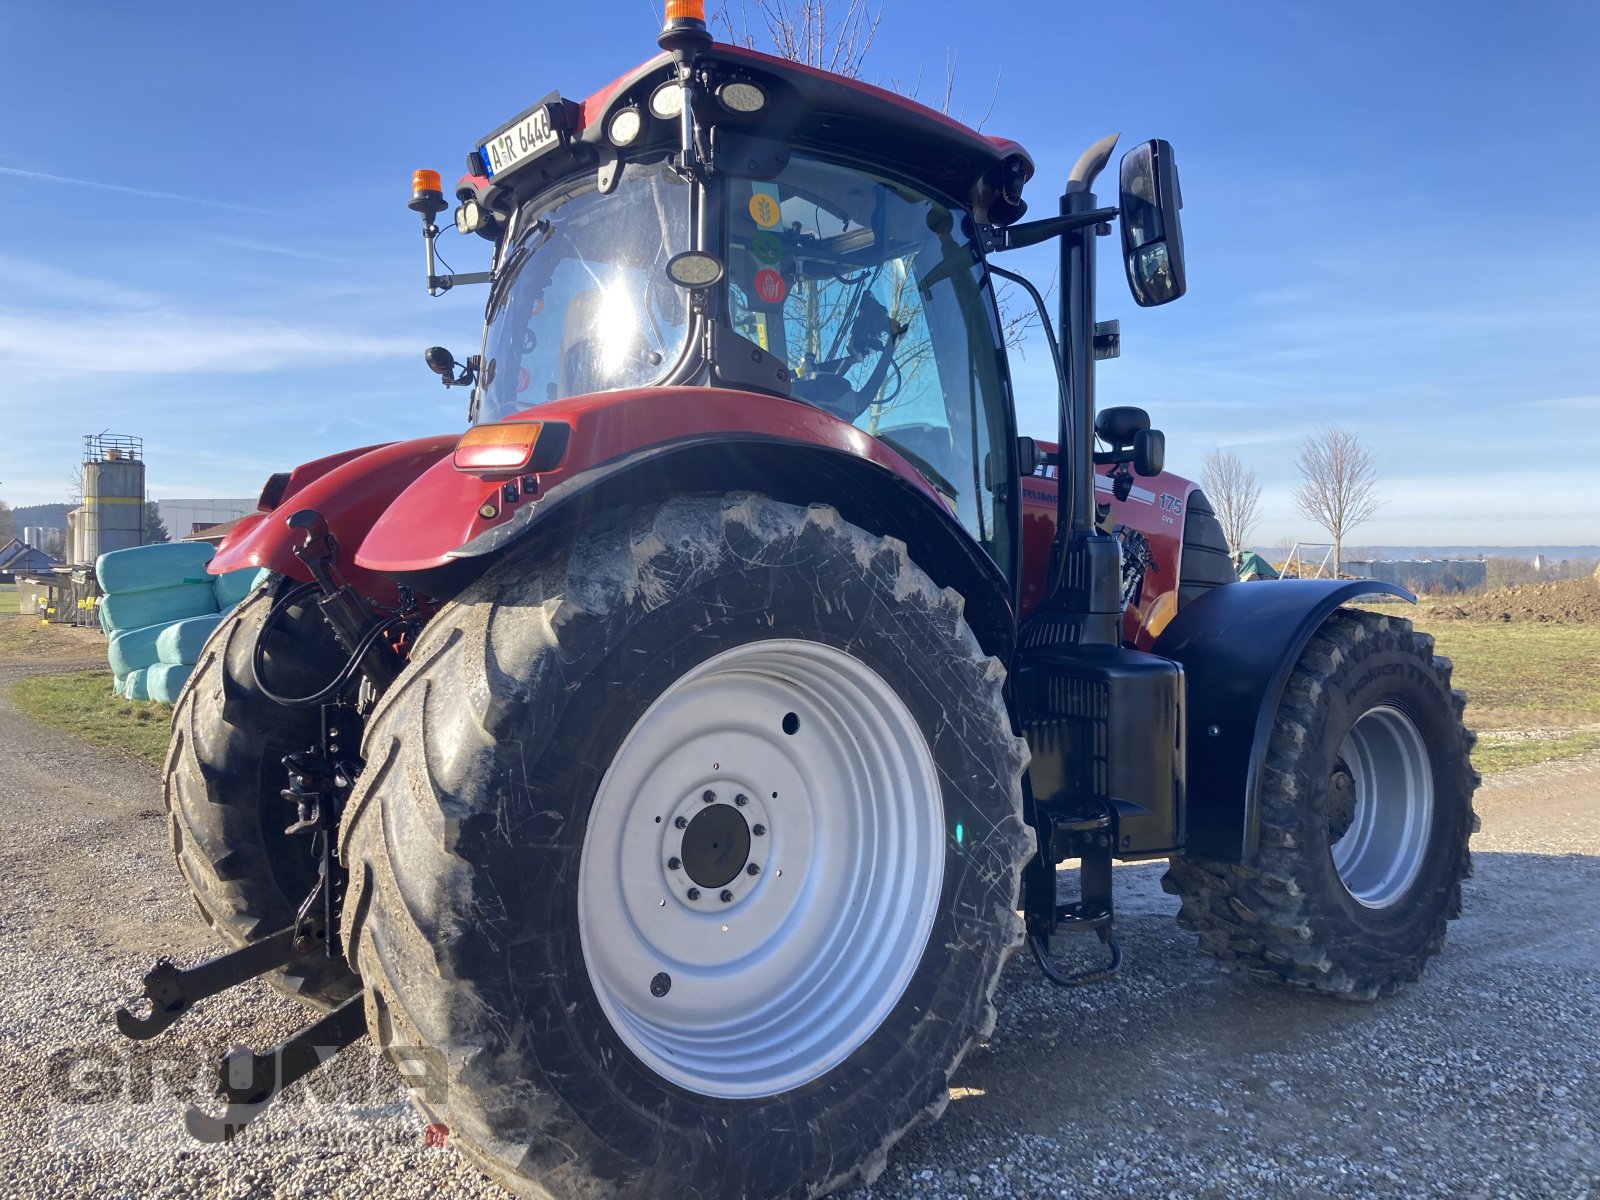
[1153,579,1414,862]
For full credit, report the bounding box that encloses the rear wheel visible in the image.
[164,582,359,1007]
[1163,609,1479,999]
[340,495,1031,1199]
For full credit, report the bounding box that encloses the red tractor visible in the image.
[120,6,1478,1197]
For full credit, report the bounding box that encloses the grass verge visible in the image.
[0,585,17,615]
[1409,617,1600,774]
[7,669,171,767]
[1470,730,1600,773]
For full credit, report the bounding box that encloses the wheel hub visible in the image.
[680,800,752,889]
[577,639,944,1099]
[1327,761,1357,841]
[1330,705,1435,909]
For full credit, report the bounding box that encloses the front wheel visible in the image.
[339,495,1031,1199]
[165,583,360,1006]
[1164,609,1479,1000]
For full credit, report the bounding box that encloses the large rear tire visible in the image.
[339,495,1031,1199]
[1163,609,1479,999]
[164,583,360,1007]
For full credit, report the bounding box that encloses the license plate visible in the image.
[481,104,562,179]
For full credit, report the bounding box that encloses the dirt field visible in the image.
[1422,574,1600,624]
[1,645,1597,1198]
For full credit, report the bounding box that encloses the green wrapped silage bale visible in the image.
[155,614,224,666]
[101,583,218,633]
[96,542,216,595]
[108,622,167,677]
[146,662,195,704]
[122,669,150,701]
[213,566,269,611]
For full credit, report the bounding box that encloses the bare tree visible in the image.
[1200,447,1262,558]
[1293,426,1382,577]
[713,1,882,76]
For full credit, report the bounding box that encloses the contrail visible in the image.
[0,165,275,215]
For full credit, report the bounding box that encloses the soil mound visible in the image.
[1423,576,1600,624]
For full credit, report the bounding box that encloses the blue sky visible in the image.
[2,1,1595,545]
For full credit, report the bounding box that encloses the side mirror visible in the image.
[1094,406,1150,448]
[1017,436,1043,477]
[1118,140,1187,307]
[1133,428,1165,477]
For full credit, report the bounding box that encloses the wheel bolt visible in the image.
[650,972,672,998]
[720,890,734,903]
[667,857,682,870]
[735,793,749,807]
[687,888,701,901]
[702,789,717,804]
[674,815,688,829]
[747,863,760,876]
[752,824,766,837]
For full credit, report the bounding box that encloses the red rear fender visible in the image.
[356,387,939,576]
[211,435,459,605]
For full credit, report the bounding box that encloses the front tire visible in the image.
[164,583,360,1007]
[1163,609,1479,999]
[339,495,1031,1199]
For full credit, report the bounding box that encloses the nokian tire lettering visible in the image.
[164,582,360,1007]
[1162,609,1479,1000]
[339,495,1032,1200]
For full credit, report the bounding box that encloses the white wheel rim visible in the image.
[1330,705,1434,909]
[577,639,945,1099]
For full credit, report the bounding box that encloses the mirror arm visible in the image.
[980,207,1118,254]
[425,271,493,294]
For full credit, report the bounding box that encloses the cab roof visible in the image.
[461,42,1036,229]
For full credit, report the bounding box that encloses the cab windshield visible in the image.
[476,160,691,422]
[727,155,1013,575]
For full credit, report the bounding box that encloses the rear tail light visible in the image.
[453,421,569,474]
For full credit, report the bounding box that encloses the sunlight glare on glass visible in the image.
[597,284,639,376]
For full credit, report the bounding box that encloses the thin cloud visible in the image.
[0,307,416,375]
[0,165,275,215]
[1527,395,1600,410]
[0,253,162,310]
[196,233,371,267]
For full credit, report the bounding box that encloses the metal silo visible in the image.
[66,508,84,566]
[81,433,146,562]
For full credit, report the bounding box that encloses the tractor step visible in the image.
[185,994,368,1143]
[114,925,312,1040]
[1023,807,1123,988]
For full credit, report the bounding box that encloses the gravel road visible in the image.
[2,654,1596,1200]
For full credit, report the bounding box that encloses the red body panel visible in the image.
[356,388,941,575]
[211,435,458,604]
[1019,442,1201,650]
[269,443,389,511]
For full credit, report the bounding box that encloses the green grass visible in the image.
[0,585,17,615]
[1470,729,1600,773]
[6,669,172,767]
[1408,617,1600,773]
[1411,620,1600,729]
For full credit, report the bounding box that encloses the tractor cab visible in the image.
[413,23,1056,586]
